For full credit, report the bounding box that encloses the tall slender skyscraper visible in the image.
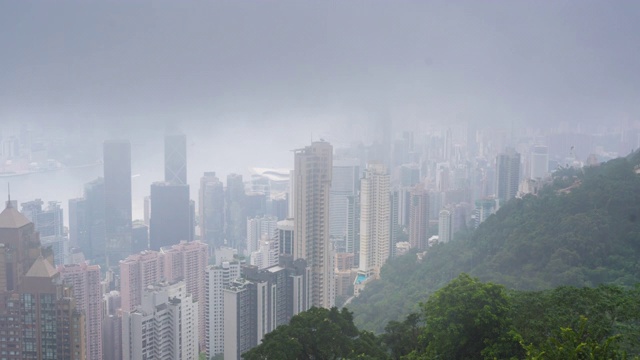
[103,140,132,265]
[329,159,360,252]
[58,262,103,360]
[408,185,430,250]
[164,132,187,185]
[496,148,521,202]
[199,172,225,249]
[293,141,334,308]
[225,173,246,250]
[358,164,391,279]
[438,209,453,243]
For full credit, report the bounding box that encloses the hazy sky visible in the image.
[2,1,640,133]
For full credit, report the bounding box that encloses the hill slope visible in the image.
[348,151,640,333]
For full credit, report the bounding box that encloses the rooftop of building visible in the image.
[0,201,31,229]
[25,255,58,278]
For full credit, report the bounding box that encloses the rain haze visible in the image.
[3,1,640,219]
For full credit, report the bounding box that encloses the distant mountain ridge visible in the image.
[349,150,640,333]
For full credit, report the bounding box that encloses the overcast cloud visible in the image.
[1,1,640,131]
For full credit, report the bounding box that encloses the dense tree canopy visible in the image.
[245,275,640,359]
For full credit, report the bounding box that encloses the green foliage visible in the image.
[416,273,521,360]
[349,153,640,333]
[242,307,388,360]
[523,316,633,360]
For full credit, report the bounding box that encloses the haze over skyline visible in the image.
[2,1,640,132]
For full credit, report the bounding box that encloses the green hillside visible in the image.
[348,151,640,333]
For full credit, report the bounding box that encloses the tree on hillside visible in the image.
[412,273,522,360]
[242,307,388,360]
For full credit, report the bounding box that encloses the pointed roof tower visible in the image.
[0,190,31,228]
[25,255,58,278]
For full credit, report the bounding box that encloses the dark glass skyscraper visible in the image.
[164,133,187,185]
[103,140,132,265]
[149,182,193,250]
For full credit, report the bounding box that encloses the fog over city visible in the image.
[2,2,640,359]
[3,1,640,219]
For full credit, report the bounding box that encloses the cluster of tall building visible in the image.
[5,120,607,360]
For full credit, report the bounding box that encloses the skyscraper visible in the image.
[164,132,187,185]
[530,145,549,180]
[246,215,278,255]
[199,172,225,249]
[408,185,430,250]
[226,173,246,249]
[161,240,209,351]
[58,262,103,360]
[206,261,242,359]
[438,209,453,243]
[120,250,164,312]
[0,202,86,360]
[358,164,391,279]
[277,218,294,256]
[330,159,360,252]
[293,141,334,308]
[121,281,198,360]
[149,181,192,250]
[495,148,521,202]
[103,140,132,265]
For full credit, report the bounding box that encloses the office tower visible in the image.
[408,185,430,250]
[293,141,334,308]
[358,164,391,280]
[245,192,267,218]
[249,238,279,269]
[223,279,254,360]
[40,234,69,266]
[438,209,453,243]
[131,220,149,253]
[389,190,399,258]
[246,215,278,255]
[199,172,225,249]
[26,200,64,237]
[149,181,192,250]
[277,218,294,255]
[161,240,209,350]
[102,291,123,360]
[84,178,106,261]
[270,195,288,220]
[0,203,86,360]
[58,262,103,360]
[164,132,187,185]
[330,159,359,252]
[122,281,198,360]
[22,200,68,265]
[205,261,242,359]
[69,197,87,249]
[496,148,521,202]
[530,145,549,180]
[223,258,309,360]
[399,163,421,187]
[103,140,132,265]
[473,198,497,228]
[119,250,164,312]
[225,173,246,249]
